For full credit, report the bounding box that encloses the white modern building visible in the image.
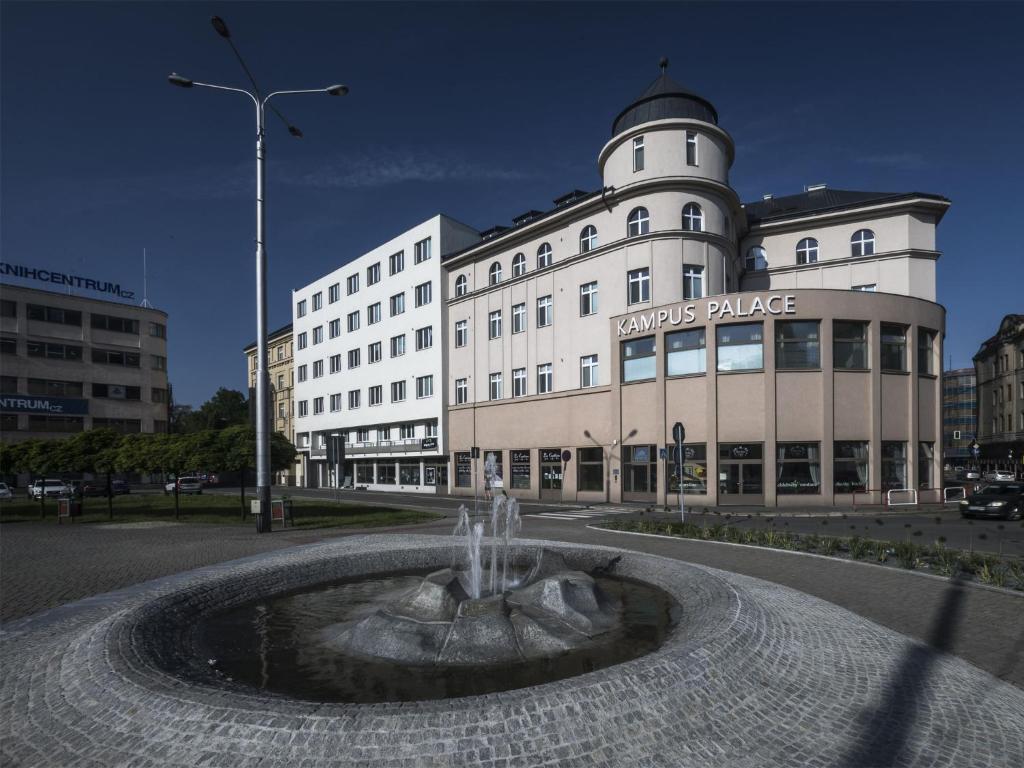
[292,215,479,492]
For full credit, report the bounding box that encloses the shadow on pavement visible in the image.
[839,576,966,767]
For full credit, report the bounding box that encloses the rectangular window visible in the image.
[455,320,468,348]
[91,383,141,400]
[414,282,432,307]
[775,320,820,369]
[366,262,381,286]
[834,321,869,370]
[622,336,656,382]
[537,295,552,328]
[391,380,406,402]
[683,266,704,300]
[537,363,552,394]
[328,283,340,303]
[580,281,598,316]
[26,341,82,361]
[347,348,360,369]
[776,443,821,495]
[511,450,531,490]
[151,387,168,403]
[633,136,645,172]
[1,337,16,355]
[297,401,307,418]
[368,341,382,363]
[29,304,82,326]
[389,293,405,317]
[415,326,433,351]
[313,396,324,414]
[312,326,323,344]
[347,390,360,409]
[297,299,307,317]
[151,355,167,371]
[347,311,360,332]
[357,429,370,443]
[686,131,698,166]
[627,267,650,304]
[917,329,935,375]
[312,292,322,311]
[91,349,141,367]
[90,313,138,333]
[416,375,434,399]
[414,237,432,264]
[512,368,527,397]
[369,385,382,406]
[578,447,604,491]
[881,324,907,372]
[297,331,308,350]
[716,323,763,371]
[918,442,934,490]
[312,360,324,378]
[329,319,341,338]
[329,354,341,373]
[330,393,342,412]
[346,274,359,295]
[489,310,502,339]
[882,441,907,490]
[455,378,468,405]
[390,334,405,357]
[511,303,526,334]
[149,322,166,338]
[667,443,707,494]
[489,372,502,400]
[0,300,15,318]
[368,302,382,324]
[581,354,599,388]
[297,364,308,382]
[400,424,415,440]
[666,328,706,376]
[389,250,405,275]
[400,462,421,485]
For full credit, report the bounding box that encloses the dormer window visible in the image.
[627,207,650,237]
[455,275,468,297]
[512,252,526,277]
[489,262,502,285]
[537,243,553,269]
[682,203,703,232]
[580,225,598,253]
[851,229,875,257]
[633,136,645,172]
[796,238,819,264]
[686,131,699,166]
[746,246,768,271]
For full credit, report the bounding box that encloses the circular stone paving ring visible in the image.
[2,534,1023,767]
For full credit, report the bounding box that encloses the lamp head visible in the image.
[288,125,304,138]
[326,84,349,96]
[211,16,231,38]
[168,73,193,88]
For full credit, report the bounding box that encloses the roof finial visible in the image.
[659,56,669,74]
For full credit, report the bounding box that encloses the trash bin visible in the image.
[57,497,81,524]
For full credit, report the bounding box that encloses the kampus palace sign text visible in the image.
[617,294,797,337]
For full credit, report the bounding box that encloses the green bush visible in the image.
[820,537,839,556]
[848,537,871,560]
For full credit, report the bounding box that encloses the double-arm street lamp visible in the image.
[169,16,347,532]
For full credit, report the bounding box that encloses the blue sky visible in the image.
[2,1,1022,406]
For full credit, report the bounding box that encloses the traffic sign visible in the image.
[673,421,685,445]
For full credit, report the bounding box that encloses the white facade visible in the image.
[292,214,478,491]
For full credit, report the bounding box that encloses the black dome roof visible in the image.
[612,71,719,136]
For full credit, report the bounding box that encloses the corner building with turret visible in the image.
[443,70,950,507]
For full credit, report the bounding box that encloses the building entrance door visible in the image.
[718,443,764,505]
[539,449,563,500]
[623,444,657,503]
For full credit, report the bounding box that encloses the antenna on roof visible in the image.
[659,56,669,74]
[141,248,152,308]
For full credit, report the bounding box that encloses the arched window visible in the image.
[579,225,598,253]
[489,262,502,286]
[627,207,650,237]
[455,275,468,297]
[851,229,875,257]
[796,237,819,265]
[536,242,553,269]
[511,252,526,277]
[745,246,767,271]
[682,203,703,232]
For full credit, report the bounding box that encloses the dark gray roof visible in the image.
[743,188,950,226]
[612,72,718,135]
[243,322,293,351]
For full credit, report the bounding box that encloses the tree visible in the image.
[207,426,297,517]
[173,388,249,433]
[62,429,122,519]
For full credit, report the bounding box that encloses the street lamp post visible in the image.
[169,17,347,532]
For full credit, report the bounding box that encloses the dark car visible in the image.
[959,483,1024,520]
[111,480,130,495]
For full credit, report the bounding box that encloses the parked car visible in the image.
[111,480,131,495]
[165,477,203,495]
[964,469,981,480]
[28,479,72,499]
[984,470,1016,482]
[0,482,13,500]
[960,483,1024,520]
[74,482,107,498]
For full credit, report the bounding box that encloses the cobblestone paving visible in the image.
[2,535,1023,767]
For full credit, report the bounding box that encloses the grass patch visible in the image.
[0,494,441,529]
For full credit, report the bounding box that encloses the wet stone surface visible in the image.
[2,534,1024,767]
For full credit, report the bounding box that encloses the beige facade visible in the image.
[1,284,169,442]
[443,71,949,507]
[244,323,300,485]
[973,314,1024,473]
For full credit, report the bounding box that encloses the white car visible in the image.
[164,477,203,495]
[985,470,1016,482]
[0,482,13,500]
[29,479,72,499]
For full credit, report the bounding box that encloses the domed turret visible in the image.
[612,59,719,136]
